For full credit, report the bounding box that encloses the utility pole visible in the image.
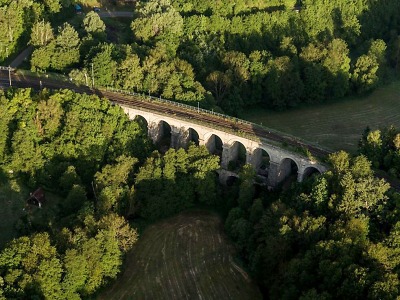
[8,65,11,86]
[91,63,94,88]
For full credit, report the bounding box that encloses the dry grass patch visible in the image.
[98,210,262,300]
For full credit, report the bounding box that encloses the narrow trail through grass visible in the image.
[98,210,262,300]
[243,81,400,152]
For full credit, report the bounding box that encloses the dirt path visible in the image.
[98,11,133,18]
[9,46,33,68]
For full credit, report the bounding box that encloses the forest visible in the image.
[0,88,399,299]
[1,0,400,299]
[0,87,226,299]
[1,0,400,114]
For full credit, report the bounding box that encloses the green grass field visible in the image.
[242,81,400,153]
[98,210,262,300]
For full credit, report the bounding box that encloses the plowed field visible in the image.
[98,211,262,300]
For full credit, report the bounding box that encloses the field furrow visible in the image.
[98,211,262,300]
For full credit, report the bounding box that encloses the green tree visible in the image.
[36,95,64,139]
[206,71,231,104]
[97,213,139,252]
[237,164,256,210]
[300,43,328,103]
[61,184,87,217]
[43,0,61,13]
[266,56,304,109]
[0,233,63,300]
[352,54,379,93]
[0,0,32,62]
[30,20,54,47]
[90,44,117,87]
[50,23,80,71]
[368,39,387,79]
[31,42,55,71]
[131,0,183,53]
[83,11,106,34]
[323,39,351,98]
[62,249,88,300]
[117,51,143,91]
[95,155,138,215]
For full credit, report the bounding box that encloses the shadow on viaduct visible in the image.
[122,105,327,187]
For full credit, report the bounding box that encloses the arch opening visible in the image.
[226,175,239,187]
[228,141,246,171]
[302,166,321,181]
[206,134,223,156]
[252,148,270,177]
[134,115,148,132]
[156,120,171,153]
[279,158,299,188]
[187,128,199,146]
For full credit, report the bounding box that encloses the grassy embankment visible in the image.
[98,210,262,300]
[242,81,400,153]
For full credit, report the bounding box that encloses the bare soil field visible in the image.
[98,210,262,300]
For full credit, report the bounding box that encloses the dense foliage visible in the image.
[2,0,400,297]
[3,0,400,114]
[134,146,220,221]
[0,0,66,62]
[225,152,400,299]
[0,88,152,298]
[359,126,400,179]
[0,88,223,299]
[0,88,399,299]
[0,88,151,188]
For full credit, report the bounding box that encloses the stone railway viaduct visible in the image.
[0,71,327,187]
[121,105,327,187]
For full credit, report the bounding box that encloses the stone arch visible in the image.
[227,140,247,170]
[277,157,299,185]
[149,119,171,152]
[187,127,200,146]
[301,166,322,181]
[205,133,223,156]
[226,175,239,186]
[251,147,271,177]
[133,115,148,132]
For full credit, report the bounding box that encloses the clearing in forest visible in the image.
[98,210,262,300]
[242,80,400,152]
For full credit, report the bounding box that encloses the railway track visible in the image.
[1,70,332,159]
[3,70,400,191]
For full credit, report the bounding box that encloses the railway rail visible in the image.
[0,70,332,159]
